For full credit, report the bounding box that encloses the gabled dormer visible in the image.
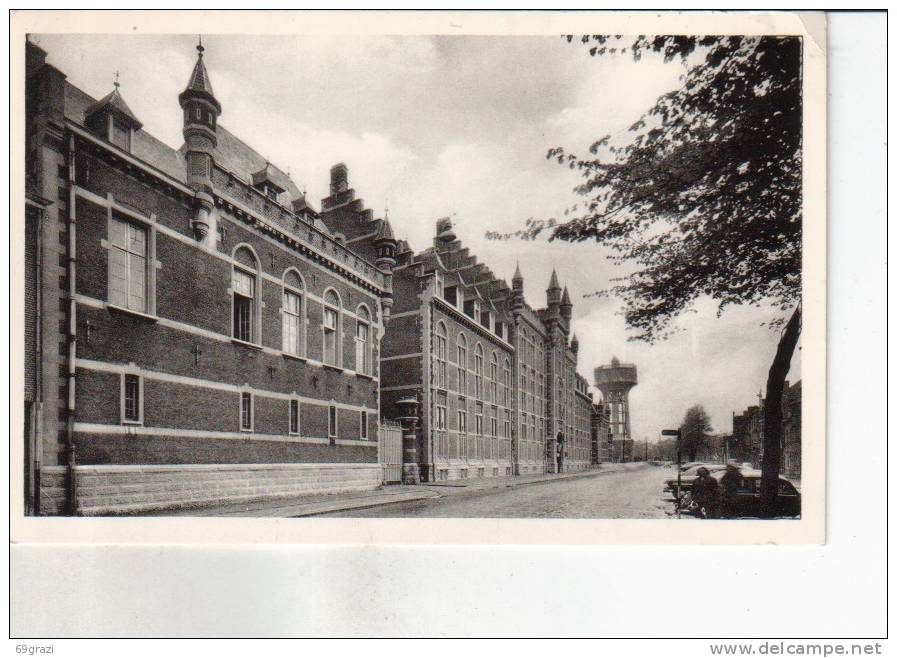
[84,78,143,152]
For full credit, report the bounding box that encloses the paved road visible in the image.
[319,463,676,519]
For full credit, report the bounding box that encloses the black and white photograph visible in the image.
[17,13,825,530]
[11,5,886,645]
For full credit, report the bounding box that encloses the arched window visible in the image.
[433,321,447,389]
[282,269,305,357]
[503,358,511,406]
[457,333,467,395]
[322,289,341,367]
[232,246,260,344]
[474,344,484,400]
[489,353,498,402]
[355,305,372,376]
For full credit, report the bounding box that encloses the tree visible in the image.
[488,35,802,515]
[681,405,713,462]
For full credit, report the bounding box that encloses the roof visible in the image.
[548,268,560,290]
[85,87,143,129]
[199,125,302,201]
[180,49,221,111]
[64,82,186,182]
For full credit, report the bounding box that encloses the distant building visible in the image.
[731,380,801,477]
[594,358,638,462]
[590,402,611,464]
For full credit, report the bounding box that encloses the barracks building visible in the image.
[24,41,609,514]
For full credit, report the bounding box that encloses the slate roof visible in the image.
[84,87,143,129]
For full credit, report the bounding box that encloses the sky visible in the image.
[32,33,801,441]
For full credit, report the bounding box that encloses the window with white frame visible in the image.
[289,399,300,435]
[475,402,483,436]
[282,270,304,357]
[457,333,467,395]
[474,344,484,399]
[323,290,341,367]
[490,407,498,438]
[108,212,148,313]
[489,353,498,402]
[328,404,338,438]
[240,391,253,431]
[457,404,467,433]
[232,247,259,343]
[503,409,510,439]
[435,401,447,431]
[122,373,142,424]
[434,322,447,389]
[360,409,368,439]
[355,305,371,375]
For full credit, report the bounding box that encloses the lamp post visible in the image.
[662,428,682,518]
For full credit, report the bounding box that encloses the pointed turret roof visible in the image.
[513,261,523,281]
[85,84,143,130]
[548,267,560,291]
[375,217,396,242]
[571,332,579,344]
[561,285,572,306]
[179,41,221,112]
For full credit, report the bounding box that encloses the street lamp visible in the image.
[662,428,682,518]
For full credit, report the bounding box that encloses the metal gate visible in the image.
[379,421,403,484]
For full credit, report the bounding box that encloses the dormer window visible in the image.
[110,117,131,151]
[434,271,444,299]
[480,309,491,331]
[443,285,458,307]
[464,298,480,322]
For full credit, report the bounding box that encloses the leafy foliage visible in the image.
[681,404,714,462]
[488,35,802,342]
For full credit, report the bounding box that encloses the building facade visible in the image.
[731,380,802,478]
[25,42,395,515]
[379,217,600,482]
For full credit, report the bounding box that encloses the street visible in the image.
[318,463,674,519]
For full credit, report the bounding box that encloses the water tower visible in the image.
[594,357,638,462]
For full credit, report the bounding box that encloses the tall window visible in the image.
[328,404,338,438]
[490,408,498,438]
[489,353,498,402]
[289,399,300,435]
[435,401,447,430]
[360,409,368,439]
[434,322,447,389]
[123,374,141,423]
[232,247,259,343]
[109,213,147,312]
[240,392,253,431]
[356,305,371,375]
[474,344,484,399]
[503,359,511,406]
[457,333,467,395]
[475,403,484,436]
[323,290,341,367]
[282,270,304,357]
[503,409,510,439]
[457,405,467,433]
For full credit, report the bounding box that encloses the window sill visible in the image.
[322,364,344,373]
[121,420,143,426]
[106,304,158,323]
[231,338,263,351]
[355,372,375,381]
[283,352,307,363]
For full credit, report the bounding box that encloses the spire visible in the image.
[513,261,523,281]
[375,216,395,242]
[180,37,221,113]
[561,285,572,306]
[548,267,561,291]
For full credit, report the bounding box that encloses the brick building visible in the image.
[24,42,395,515]
[731,380,801,477]
[590,402,611,464]
[379,217,599,482]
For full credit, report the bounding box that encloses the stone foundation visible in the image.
[39,463,382,516]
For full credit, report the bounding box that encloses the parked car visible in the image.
[664,464,726,498]
[713,470,801,518]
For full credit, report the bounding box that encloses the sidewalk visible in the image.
[156,462,649,518]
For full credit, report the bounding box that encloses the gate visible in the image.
[379,421,403,484]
